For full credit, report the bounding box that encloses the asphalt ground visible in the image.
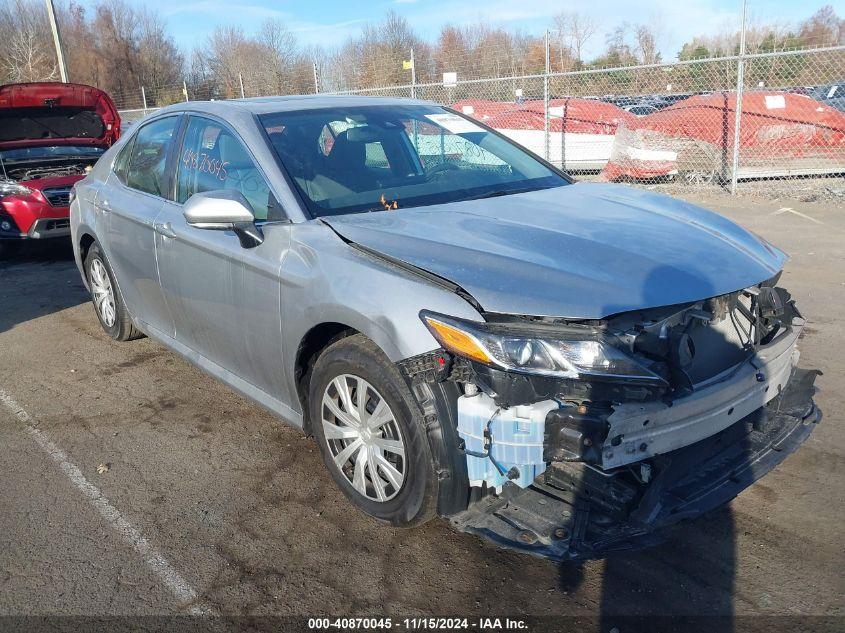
[0,189,843,632]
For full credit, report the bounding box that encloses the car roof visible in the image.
[156,94,438,117]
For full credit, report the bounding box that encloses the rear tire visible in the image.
[309,334,437,527]
[84,243,143,341]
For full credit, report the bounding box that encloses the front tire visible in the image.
[309,334,437,526]
[84,243,142,341]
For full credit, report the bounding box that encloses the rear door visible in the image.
[101,114,180,336]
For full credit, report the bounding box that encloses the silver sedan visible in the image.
[70,96,819,560]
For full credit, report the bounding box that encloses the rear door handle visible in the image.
[154,221,177,239]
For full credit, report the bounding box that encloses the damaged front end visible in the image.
[402,277,821,560]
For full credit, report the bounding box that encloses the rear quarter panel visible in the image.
[70,142,121,285]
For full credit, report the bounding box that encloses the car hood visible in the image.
[0,82,120,150]
[323,182,787,319]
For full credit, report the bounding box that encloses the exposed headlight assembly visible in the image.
[420,311,664,383]
[0,181,33,198]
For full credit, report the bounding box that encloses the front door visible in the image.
[155,115,289,399]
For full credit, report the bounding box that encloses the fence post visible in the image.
[730,0,748,194]
[544,30,550,162]
[140,86,147,114]
[238,73,245,99]
[410,47,417,99]
[560,98,568,171]
[313,62,320,94]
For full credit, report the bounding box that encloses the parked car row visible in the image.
[452,98,635,171]
[600,92,699,113]
[452,90,845,182]
[600,84,845,114]
[809,81,845,112]
[602,90,845,182]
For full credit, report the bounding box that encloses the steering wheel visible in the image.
[427,161,460,177]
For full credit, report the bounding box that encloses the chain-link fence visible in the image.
[117,44,845,195]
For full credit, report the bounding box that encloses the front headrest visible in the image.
[329,131,366,166]
[217,133,250,166]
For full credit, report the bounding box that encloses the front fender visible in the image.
[280,222,484,416]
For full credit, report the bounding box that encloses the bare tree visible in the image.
[634,23,661,64]
[798,5,844,47]
[0,0,57,82]
[553,12,598,68]
[136,8,183,87]
[434,25,468,76]
[204,26,258,97]
[603,23,635,65]
[326,10,427,89]
[198,18,314,99]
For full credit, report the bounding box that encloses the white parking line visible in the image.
[0,389,214,616]
[771,206,832,225]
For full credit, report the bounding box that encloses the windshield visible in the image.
[0,146,105,162]
[260,105,570,217]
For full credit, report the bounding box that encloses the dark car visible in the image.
[810,82,845,112]
[0,82,120,256]
[623,103,658,116]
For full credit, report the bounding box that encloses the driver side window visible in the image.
[176,116,279,221]
[125,116,179,196]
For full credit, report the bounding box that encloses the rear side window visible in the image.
[125,116,179,197]
[112,137,135,184]
[175,116,278,221]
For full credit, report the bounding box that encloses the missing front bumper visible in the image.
[448,367,821,561]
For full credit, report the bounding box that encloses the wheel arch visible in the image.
[294,321,471,518]
[75,230,97,289]
[294,321,360,434]
[79,231,96,262]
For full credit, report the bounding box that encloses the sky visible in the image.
[139,0,842,61]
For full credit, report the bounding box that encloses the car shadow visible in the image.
[557,263,755,631]
[590,507,737,631]
[0,240,89,335]
[554,508,737,630]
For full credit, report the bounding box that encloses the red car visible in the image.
[0,82,120,255]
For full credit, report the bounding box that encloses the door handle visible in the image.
[154,221,177,239]
[98,198,111,211]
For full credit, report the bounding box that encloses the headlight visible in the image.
[420,311,664,382]
[0,181,33,198]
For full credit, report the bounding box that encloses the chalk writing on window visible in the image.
[182,147,228,182]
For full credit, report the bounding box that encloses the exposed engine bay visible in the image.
[1,158,95,183]
[399,276,820,560]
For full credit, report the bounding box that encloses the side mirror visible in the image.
[183,189,263,248]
